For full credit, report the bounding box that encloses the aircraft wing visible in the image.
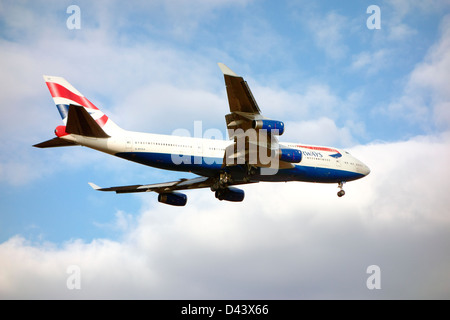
[218,63,291,169]
[218,63,261,114]
[88,176,214,194]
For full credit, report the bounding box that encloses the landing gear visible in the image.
[219,171,232,186]
[337,181,346,197]
[246,164,257,176]
[211,171,232,192]
[243,164,258,182]
[212,171,234,201]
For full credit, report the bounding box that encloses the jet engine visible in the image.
[252,119,285,135]
[215,187,245,202]
[278,148,302,163]
[158,192,188,206]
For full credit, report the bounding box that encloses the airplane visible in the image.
[34,63,370,206]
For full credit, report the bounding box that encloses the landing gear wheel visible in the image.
[219,171,231,187]
[212,171,232,195]
[337,181,346,197]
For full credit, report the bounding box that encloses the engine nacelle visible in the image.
[158,192,187,206]
[215,187,245,202]
[252,119,285,135]
[278,148,302,163]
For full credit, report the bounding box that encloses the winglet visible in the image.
[88,182,101,190]
[218,63,238,77]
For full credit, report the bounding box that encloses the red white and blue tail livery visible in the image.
[35,64,370,206]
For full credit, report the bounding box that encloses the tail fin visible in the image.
[43,75,122,136]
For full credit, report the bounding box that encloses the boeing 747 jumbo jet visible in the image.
[34,63,370,206]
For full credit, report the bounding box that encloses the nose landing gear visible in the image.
[337,181,346,197]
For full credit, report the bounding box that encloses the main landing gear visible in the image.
[337,181,346,197]
[211,171,232,192]
[244,164,258,182]
[210,171,236,201]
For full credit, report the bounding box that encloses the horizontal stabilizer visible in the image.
[33,137,78,148]
[66,104,110,138]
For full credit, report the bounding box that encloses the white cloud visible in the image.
[387,23,417,41]
[252,83,366,147]
[351,49,390,75]
[161,0,253,39]
[220,16,288,64]
[1,133,450,299]
[93,211,136,234]
[284,117,355,147]
[306,12,348,60]
[408,16,450,127]
[386,14,450,129]
[113,83,225,134]
[385,0,450,17]
[254,82,361,121]
[351,132,450,226]
[383,0,450,41]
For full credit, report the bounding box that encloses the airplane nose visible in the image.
[363,164,371,176]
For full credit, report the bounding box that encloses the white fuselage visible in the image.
[61,129,370,183]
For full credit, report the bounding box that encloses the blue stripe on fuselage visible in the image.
[115,152,223,177]
[115,151,365,183]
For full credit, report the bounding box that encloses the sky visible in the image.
[1,0,450,299]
